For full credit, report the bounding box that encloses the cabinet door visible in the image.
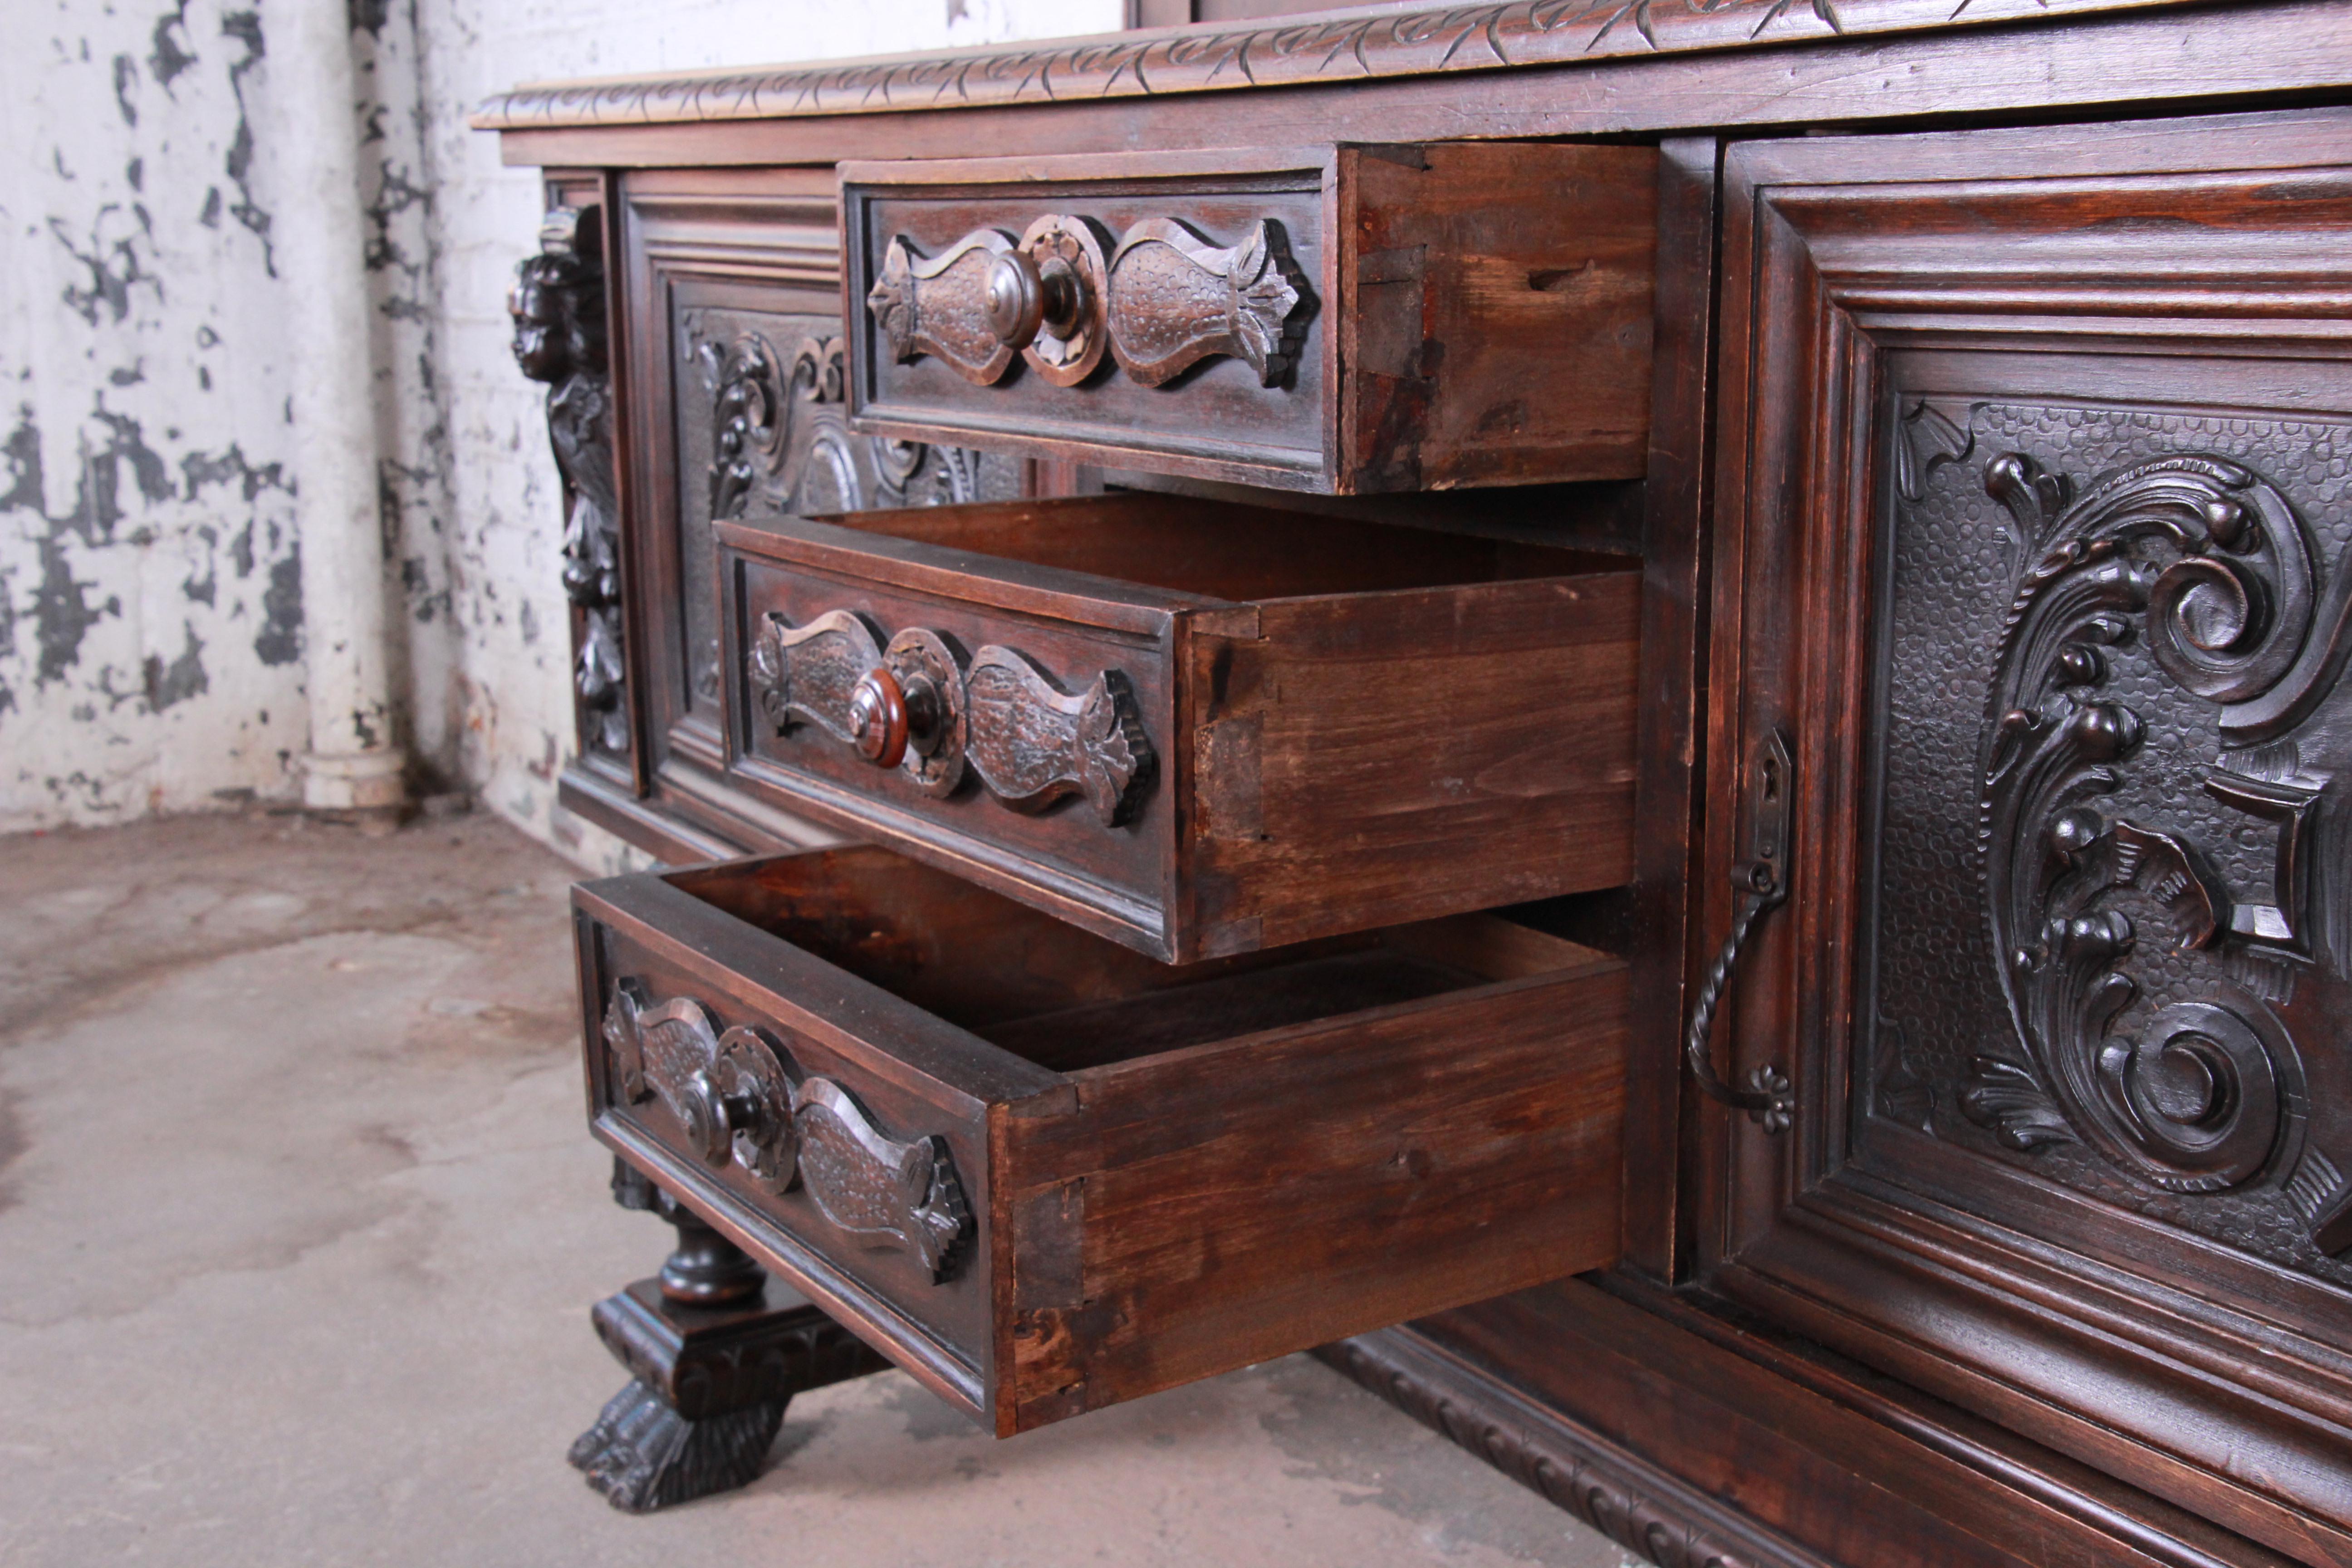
[1701,109,2352,1561]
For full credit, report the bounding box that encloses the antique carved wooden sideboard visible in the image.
[478,5,2352,1559]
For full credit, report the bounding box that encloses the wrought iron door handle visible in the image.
[1682,728,1797,1134]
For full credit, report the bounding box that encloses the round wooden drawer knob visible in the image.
[848,666,911,769]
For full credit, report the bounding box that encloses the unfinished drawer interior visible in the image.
[574,844,1627,1436]
[718,492,1640,962]
[842,143,1656,494]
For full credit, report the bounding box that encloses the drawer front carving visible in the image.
[870,215,1115,388]
[1702,112,2352,1559]
[748,607,1155,824]
[841,144,1655,495]
[602,978,972,1280]
[870,211,1309,392]
[1104,217,1306,388]
[575,846,1628,1436]
[717,494,1641,961]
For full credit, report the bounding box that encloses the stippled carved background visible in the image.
[1867,400,2352,1286]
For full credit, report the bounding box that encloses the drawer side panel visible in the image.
[1189,570,1642,955]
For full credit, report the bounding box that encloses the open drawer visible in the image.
[573,845,1627,1436]
[840,144,1658,494]
[716,492,1639,962]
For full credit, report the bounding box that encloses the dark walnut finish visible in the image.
[488,5,2352,1561]
[715,492,1640,960]
[572,844,1628,1436]
[1698,110,2352,1564]
[842,145,1656,494]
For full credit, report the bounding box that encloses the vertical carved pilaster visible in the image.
[511,206,628,760]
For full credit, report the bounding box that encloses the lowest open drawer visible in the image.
[716,492,1639,962]
[573,844,1627,1436]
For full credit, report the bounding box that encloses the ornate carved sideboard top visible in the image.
[469,0,2192,130]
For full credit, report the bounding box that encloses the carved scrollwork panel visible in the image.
[600,979,973,1283]
[1970,451,2314,1196]
[1104,217,1311,388]
[1870,399,2352,1279]
[674,309,1018,734]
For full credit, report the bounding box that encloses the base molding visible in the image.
[1328,1280,2292,1568]
[1317,1328,1826,1568]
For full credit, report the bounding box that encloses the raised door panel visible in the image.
[1700,109,2352,1562]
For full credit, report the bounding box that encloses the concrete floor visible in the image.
[0,812,1634,1568]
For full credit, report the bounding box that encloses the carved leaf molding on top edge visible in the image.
[602,980,972,1282]
[473,0,2138,128]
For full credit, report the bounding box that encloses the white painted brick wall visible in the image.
[2,0,1119,863]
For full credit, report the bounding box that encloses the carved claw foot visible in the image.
[568,1370,789,1514]
[573,1167,892,1513]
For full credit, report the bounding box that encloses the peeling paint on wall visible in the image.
[0,0,308,829]
[4,0,1118,853]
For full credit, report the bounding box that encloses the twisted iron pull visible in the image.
[1682,728,1797,1134]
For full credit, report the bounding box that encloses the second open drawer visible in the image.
[574,844,1627,1437]
[716,493,1638,962]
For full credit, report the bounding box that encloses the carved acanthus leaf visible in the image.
[1895,396,1974,503]
[1971,450,2317,1195]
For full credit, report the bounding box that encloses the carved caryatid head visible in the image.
[509,207,606,386]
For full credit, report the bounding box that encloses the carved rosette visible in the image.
[749,609,1154,827]
[512,206,629,758]
[1968,450,2327,1199]
[1012,215,1111,387]
[602,980,973,1283]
